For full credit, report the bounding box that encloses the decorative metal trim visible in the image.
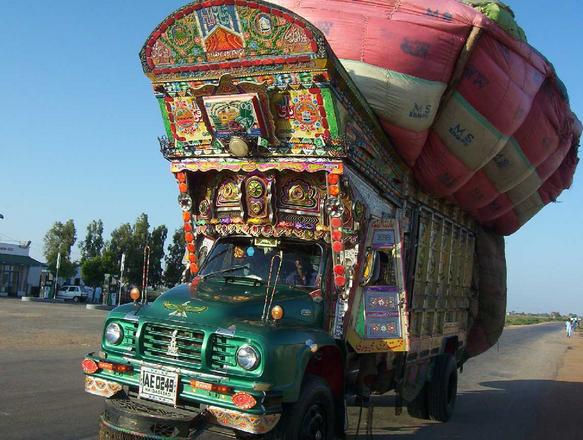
[171,159,343,174]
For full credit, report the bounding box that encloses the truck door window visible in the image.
[370,250,397,287]
[376,251,397,286]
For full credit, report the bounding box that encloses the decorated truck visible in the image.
[82,1,580,439]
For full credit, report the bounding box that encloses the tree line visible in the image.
[43,214,185,289]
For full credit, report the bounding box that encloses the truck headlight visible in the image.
[105,323,124,345]
[236,345,260,370]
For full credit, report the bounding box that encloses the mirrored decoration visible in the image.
[178,193,193,211]
[325,197,345,217]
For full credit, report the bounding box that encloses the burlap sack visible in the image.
[465,227,506,358]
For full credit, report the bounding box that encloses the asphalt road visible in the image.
[0,299,577,440]
[346,322,579,439]
[0,299,105,440]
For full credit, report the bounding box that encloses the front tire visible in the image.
[271,375,335,440]
[427,354,458,422]
[73,296,80,303]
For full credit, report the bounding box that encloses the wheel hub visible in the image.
[301,403,327,440]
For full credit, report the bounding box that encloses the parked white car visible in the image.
[56,285,89,302]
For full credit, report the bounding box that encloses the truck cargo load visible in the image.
[270,0,581,235]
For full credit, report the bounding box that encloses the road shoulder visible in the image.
[556,330,583,381]
[532,330,583,439]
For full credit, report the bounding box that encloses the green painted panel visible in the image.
[157,98,173,139]
[320,87,339,139]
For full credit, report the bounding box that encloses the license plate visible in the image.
[139,366,179,405]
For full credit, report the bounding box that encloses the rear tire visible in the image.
[406,385,429,420]
[427,354,458,422]
[268,375,335,440]
[73,296,80,303]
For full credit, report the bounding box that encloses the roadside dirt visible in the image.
[556,330,583,381]
[0,299,105,350]
[532,329,583,439]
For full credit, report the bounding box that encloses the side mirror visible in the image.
[361,249,380,286]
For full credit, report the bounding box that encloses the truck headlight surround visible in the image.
[105,322,124,345]
[236,345,260,370]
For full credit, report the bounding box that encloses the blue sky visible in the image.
[0,1,581,314]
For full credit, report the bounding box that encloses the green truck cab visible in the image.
[82,1,507,438]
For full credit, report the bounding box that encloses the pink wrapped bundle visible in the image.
[272,0,580,234]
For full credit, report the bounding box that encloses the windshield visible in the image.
[199,237,322,289]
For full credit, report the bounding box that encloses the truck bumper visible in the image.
[102,393,213,439]
[100,393,281,439]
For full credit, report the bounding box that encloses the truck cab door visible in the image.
[347,219,408,353]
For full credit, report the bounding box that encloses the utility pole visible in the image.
[142,246,151,304]
[118,253,125,306]
[53,252,61,299]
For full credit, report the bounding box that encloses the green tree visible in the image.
[102,214,167,288]
[81,256,105,288]
[79,219,104,261]
[149,225,168,288]
[43,220,77,279]
[102,223,132,278]
[164,228,185,287]
[125,214,150,286]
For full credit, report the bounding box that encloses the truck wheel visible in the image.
[427,354,458,422]
[272,375,335,440]
[406,385,429,420]
[73,296,80,303]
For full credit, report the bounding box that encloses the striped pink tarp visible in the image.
[272,0,581,234]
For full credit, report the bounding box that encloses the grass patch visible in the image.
[505,315,564,326]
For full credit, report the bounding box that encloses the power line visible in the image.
[0,233,44,251]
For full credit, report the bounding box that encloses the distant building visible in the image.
[0,241,44,297]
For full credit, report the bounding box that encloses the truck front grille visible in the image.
[106,321,138,356]
[141,323,204,368]
[209,334,244,371]
[123,321,138,355]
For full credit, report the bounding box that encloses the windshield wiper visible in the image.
[289,284,314,290]
[224,274,265,285]
[199,264,250,281]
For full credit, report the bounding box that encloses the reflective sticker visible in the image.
[232,392,257,410]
